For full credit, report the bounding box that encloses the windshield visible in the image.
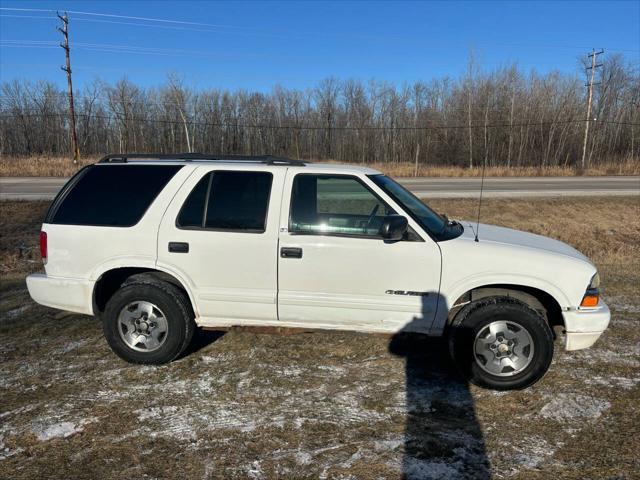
[369,174,450,239]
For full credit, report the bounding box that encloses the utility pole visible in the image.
[581,49,604,170]
[57,11,80,163]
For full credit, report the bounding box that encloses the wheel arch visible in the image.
[92,266,198,317]
[446,283,565,333]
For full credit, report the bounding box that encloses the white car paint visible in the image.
[276,165,442,334]
[26,161,610,351]
[157,165,285,322]
[436,221,610,348]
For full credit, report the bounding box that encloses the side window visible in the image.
[289,175,395,237]
[177,171,272,232]
[177,174,210,228]
[49,165,182,227]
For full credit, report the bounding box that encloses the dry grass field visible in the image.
[1,155,639,178]
[1,197,639,479]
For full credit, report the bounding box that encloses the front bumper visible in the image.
[26,273,94,316]
[562,300,610,351]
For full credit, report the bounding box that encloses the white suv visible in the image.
[26,154,610,390]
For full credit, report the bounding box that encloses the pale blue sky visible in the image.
[1,0,638,91]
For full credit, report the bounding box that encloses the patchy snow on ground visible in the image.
[508,435,558,470]
[1,302,637,479]
[245,460,264,479]
[373,437,404,453]
[316,365,347,376]
[133,402,285,441]
[134,405,202,441]
[34,422,82,441]
[585,375,640,390]
[294,450,313,466]
[30,416,97,442]
[566,347,640,367]
[199,353,235,364]
[539,393,611,422]
[273,366,304,377]
[0,440,24,461]
[56,339,89,354]
[0,404,38,421]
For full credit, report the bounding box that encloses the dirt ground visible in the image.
[1,197,639,479]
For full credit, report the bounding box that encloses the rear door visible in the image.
[157,166,285,324]
[277,170,442,333]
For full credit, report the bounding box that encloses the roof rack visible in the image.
[97,153,306,166]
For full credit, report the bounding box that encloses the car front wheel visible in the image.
[448,296,554,390]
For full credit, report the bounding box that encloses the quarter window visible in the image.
[289,175,395,237]
[49,165,182,227]
[177,174,209,228]
[177,171,272,232]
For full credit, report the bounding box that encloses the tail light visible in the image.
[39,231,47,265]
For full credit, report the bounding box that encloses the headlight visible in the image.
[589,272,600,289]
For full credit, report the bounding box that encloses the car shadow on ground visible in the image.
[179,295,491,478]
[388,295,491,479]
[181,328,226,357]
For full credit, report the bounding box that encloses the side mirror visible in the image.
[379,215,408,241]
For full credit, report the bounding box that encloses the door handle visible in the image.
[168,242,189,253]
[280,247,302,259]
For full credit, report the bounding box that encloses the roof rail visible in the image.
[97,153,306,166]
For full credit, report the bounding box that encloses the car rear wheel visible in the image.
[102,275,195,364]
[448,297,554,390]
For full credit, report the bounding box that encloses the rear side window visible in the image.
[177,171,272,232]
[48,165,182,227]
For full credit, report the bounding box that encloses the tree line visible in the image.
[0,54,638,169]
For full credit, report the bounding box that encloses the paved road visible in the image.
[401,176,640,198]
[0,175,638,200]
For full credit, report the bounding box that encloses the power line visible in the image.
[0,40,215,56]
[67,9,233,28]
[0,7,245,28]
[67,17,232,34]
[0,40,275,59]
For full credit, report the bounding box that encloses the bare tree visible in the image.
[0,57,638,167]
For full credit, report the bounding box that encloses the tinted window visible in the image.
[177,171,272,232]
[176,174,210,228]
[289,175,394,237]
[50,165,182,227]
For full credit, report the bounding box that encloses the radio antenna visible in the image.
[474,155,487,242]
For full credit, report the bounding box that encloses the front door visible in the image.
[277,170,442,333]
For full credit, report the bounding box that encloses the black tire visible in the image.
[102,275,195,364]
[447,296,554,390]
